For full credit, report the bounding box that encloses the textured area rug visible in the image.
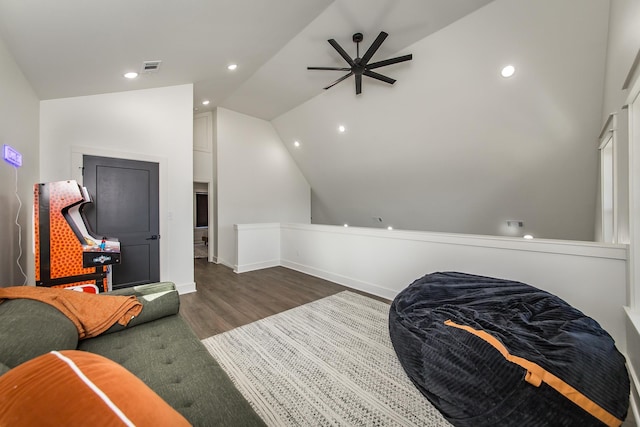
[202,291,451,426]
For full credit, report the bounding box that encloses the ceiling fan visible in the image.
[308,31,412,95]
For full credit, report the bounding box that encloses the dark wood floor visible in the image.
[179,259,389,339]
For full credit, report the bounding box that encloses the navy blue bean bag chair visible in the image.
[389,272,629,427]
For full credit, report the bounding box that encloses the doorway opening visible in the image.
[194,182,209,259]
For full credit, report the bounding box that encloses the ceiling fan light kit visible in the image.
[308,31,413,95]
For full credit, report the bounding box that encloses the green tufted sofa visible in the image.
[0,282,265,426]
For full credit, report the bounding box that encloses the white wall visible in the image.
[193,111,214,183]
[235,223,628,351]
[273,0,609,241]
[602,0,640,117]
[193,112,215,261]
[235,223,281,272]
[215,107,310,268]
[39,84,195,293]
[597,0,640,245]
[0,36,39,287]
[599,3,640,418]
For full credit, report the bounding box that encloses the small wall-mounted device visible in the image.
[3,144,22,167]
[506,220,524,228]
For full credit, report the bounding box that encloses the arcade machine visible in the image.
[34,180,121,293]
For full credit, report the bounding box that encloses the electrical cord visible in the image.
[14,166,28,285]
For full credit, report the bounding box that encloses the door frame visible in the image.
[71,145,169,282]
[598,113,617,244]
[625,69,640,427]
[628,71,640,310]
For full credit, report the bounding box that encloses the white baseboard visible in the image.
[625,307,640,426]
[235,259,280,273]
[176,281,197,295]
[217,258,235,270]
[630,393,639,426]
[627,357,640,426]
[281,259,396,301]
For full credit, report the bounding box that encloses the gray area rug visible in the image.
[202,291,451,426]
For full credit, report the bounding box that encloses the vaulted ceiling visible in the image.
[271,0,610,241]
[0,0,611,241]
[0,0,492,120]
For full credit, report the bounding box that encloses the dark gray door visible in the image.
[83,155,160,289]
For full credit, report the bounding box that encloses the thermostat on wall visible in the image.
[3,144,22,167]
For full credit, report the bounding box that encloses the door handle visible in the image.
[146,235,160,240]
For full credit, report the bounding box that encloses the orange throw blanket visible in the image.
[0,286,142,339]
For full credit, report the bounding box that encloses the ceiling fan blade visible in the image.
[323,71,354,90]
[355,74,362,94]
[307,66,352,71]
[366,54,413,70]
[363,70,396,85]
[328,39,355,67]
[360,31,388,66]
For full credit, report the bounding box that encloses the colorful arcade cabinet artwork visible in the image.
[34,180,121,293]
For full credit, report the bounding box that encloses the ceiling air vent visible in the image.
[141,60,162,73]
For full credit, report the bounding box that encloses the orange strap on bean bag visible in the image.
[445,319,622,427]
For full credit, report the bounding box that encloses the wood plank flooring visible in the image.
[179,259,389,339]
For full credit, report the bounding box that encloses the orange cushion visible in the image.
[0,350,190,427]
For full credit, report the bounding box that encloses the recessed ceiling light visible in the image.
[202,100,210,105]
[124,72,139,79]
[294,141,300,147]
[343,224,349,227]
[338,125,346,133]
[387,226,393,230]
[227,64,238,71]
[501,65,515,78]
[523,234,534,240]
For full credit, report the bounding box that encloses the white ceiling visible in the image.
[3,0,606,241]
[0,0,493,120]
